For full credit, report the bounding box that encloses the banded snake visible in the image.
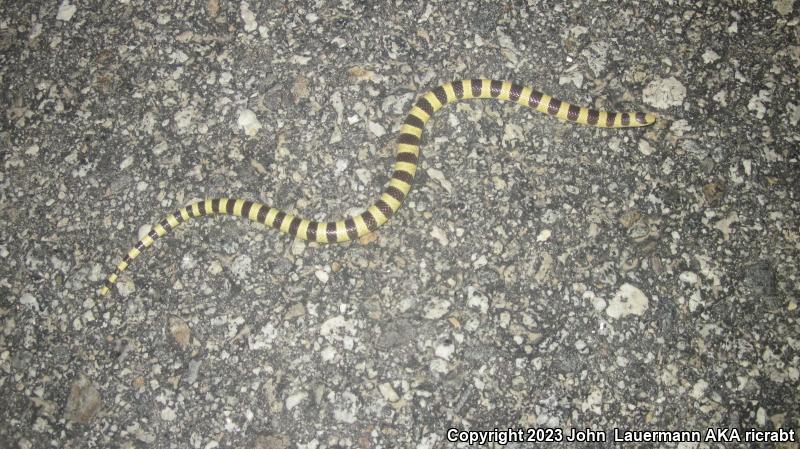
[100,79,655,297]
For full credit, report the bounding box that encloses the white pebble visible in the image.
[320,315,347,336]
[429,358,449,374]
[378,383,400,402]
[19,293,39,312]
[335,159,349,174]
[285,392,307,410]
[119,156,134,170]
[643,77,687,108]
[289,55,311,65]
[701,49,720,64]
[367,120,386,137]
[174,107,194,129]
[434,341,454,360]
[430,226,449,246]
[320,345,337,361]
[606,283,649,319]
[427,168,452,193]
[536,229,551,242]
[314,269,329,283]
[679,271,699,284]
[237,109,262,136]
[152,141,168,155]
[756,406,767,426]
[239,1,257,32]
[160,407,177,421]
[638,140,655,156]
[466,286,488,313]
[208,260,223,275]
[56,1,77,21]
[230,255,252,279]
[690,379,708,399]
[773,0,794,16]
[423,299,450,320]
[355,168,372,185]
[472,255,488,269]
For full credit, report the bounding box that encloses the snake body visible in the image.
[99,79,655,297]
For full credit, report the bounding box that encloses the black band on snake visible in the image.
[99,79,656,297]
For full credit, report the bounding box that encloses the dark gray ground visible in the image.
[1,1,799,448]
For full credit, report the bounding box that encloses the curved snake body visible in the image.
[99,79,655,297]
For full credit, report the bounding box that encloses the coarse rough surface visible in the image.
[1,1,798,448]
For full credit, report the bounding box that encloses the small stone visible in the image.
[713,212,738,240]
[434,340,454,360]
[757,407,769,426]
[290,55,311,65]
[290,238,306,256]
[320,315,346,336]
[207,0,219,17]
[423,299,450,320]
[208,260,223,275]
[748,92,768,119]
[679,272,699,285]
[174,107,195,130]
[56,1,77,21]
[536,229,551,242]
[701,49,720,64]
[427,168,452,193]
[314,269,329,283]
[643,77,687,108]
[64,375,103,424]
[368,120,386,137]
[429,358,449,374]
[152,141,168,156]
[285,392,307,410]
[240,1,257,32]
[19,293,39,312]
[606,283,649,319]
[378,383,400,402]
[690,379,708,400]
[292,75,310,102]
[253,435,291,449]
[773,0,794,15]
[284,303,305,321]
[231,254,253,279]
[466,286,488,313]
[638,140,655,155]
[430,226,449,246]
[160,407,177,421]
[237,109,262,136]
[703,182,725,203]
[169,317,191,350]
[120,156,134,170]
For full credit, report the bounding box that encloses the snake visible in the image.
[99,79,655,297]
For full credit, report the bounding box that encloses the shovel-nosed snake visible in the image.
[99,79,655,297]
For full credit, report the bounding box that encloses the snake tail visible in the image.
[99,79,655,297]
